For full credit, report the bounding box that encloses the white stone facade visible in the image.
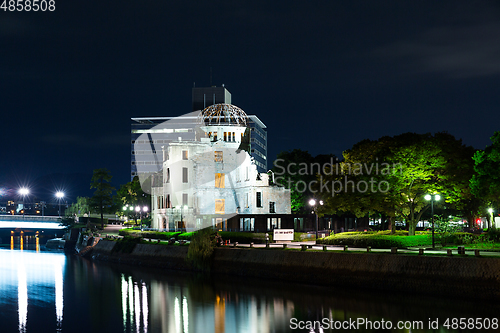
[151,104,291,231]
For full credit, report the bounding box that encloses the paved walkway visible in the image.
[230,241,500,257]
[98,226,500,257]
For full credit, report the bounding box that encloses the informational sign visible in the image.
[495,217,500,229]
[273,229,294,241]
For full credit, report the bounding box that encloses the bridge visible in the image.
[0,215,65,230]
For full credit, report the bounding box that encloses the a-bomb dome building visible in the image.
[151,103,291,232]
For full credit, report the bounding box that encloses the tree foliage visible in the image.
[320,132,476,235]
[89,168,115,229]
[65,196,91,218]
[115,176,150,213]
[272,149,336,214]
[470,131,500,227]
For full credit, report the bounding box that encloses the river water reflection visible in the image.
[1,246,499,333]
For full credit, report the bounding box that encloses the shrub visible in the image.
[317,231,432,248]
[187,228,215,271]
[118,228,182,240]
[217,232,270,244]
[485,228,500,242]
[112,236,141,254]
[178,232,195,240]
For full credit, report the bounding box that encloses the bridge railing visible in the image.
[0,215,62,223]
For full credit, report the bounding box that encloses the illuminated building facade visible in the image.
[150,103,290,231]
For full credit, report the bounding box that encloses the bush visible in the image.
[485,228,500,242]
[118,228,182,240]
[435,219,464,246]
[317,231,432,248]
[218,232,269,244]
[187,229,215,271]
[178,232,195,240]
[112,236,141,254]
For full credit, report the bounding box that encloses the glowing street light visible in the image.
[425,194,440,248]
[55,191,64,217]
[18,188,29,216]
[309,199,324,240]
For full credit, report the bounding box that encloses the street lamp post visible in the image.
[309,199,323,240]
[425,194,441,248]
[56,191,64,217]
[18,188,29,217]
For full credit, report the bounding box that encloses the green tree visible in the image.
[470,131,500,228]
[272,149,315,214]
[433,132,479,228]
[90,168,115,229]
[319,136,399,232]
[65,196,91,219]
[320,133,475,235]
[114,176,150,224]
[272,149,336,214]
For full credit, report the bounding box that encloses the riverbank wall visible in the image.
[91,240,500,300]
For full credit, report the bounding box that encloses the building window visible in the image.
[166,168,170,183]
[269,202,276,213]
[245,193,249,208]
[182,193,188,207]
[182,150,188,160]
[215,173,225,188]
[166,194,171,208]
[214,151,223,162]
[224,132,227,141]
[182,167,188,183]
[215,199,225,214]
[256,192,262,208]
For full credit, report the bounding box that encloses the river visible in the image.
[1,241,499,333]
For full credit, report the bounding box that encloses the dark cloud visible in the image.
[374,22,500,79]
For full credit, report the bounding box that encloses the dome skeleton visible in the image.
[199,103,248,127]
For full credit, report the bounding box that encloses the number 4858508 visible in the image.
[1,0,56,11]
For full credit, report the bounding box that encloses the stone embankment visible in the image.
[91,240,500,300]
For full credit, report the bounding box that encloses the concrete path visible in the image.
[96,229,500,258]
[230,241,500,257]
[102,224,125,236]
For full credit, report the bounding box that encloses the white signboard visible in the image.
[273,229,294,241]
[495,217,500,229]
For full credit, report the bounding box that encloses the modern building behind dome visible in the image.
[131,86,268,180]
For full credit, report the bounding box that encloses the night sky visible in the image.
[1,1,499,201]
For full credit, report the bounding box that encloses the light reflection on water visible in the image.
[1,247,500,333]
[0,248,66,333]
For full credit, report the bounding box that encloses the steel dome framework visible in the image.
[199,103,248,127]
